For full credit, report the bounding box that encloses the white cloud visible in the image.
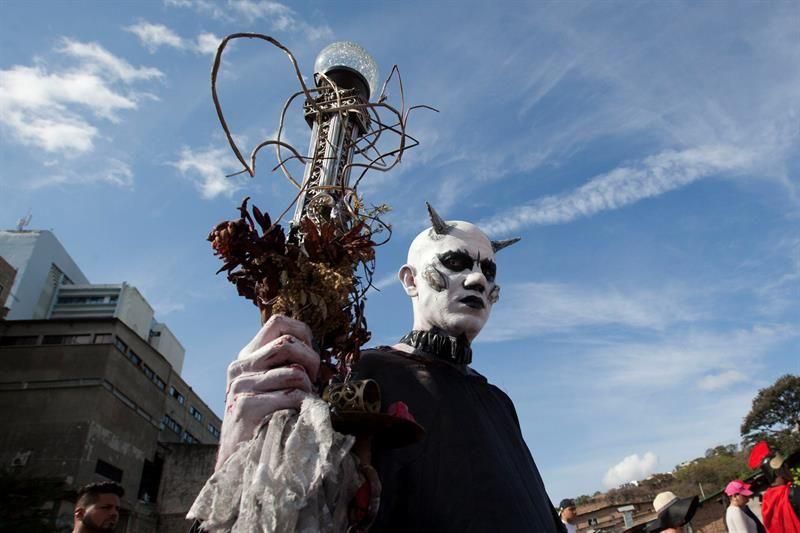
[165,0,332,40]
[229,0,293,28]
[481,282,704,342]
[480,145,758,235]
[1,109,97,153]
[371,272,399,291]
[98,158,135,188]
[195,32,222,55]
[126,22,185,52]
[0,40,160,157]
[410,7,800,231]
[29,158,135,189]
[125,21,221,56]
[172,145,248,199]
[58,38,163,83]
[697,370,747,391]
[603,452,659,488]
[1,65,137,122]
[588,325,794,390]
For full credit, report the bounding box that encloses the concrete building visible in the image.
[576,498,653,532]
[1,230,185,374]
[0,255,16,319]
[0,230,89,321]
[50,283,186,374]
[0,229,220,532]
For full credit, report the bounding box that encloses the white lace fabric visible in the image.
[188,398,361,532]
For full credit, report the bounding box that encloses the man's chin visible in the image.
[440,315,487,340]
[82,517,116,532]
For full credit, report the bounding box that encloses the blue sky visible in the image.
[1,1,798,501]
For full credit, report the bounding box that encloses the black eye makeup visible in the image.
[480,259,496,282]
[438,250,474,272]
[436,249,497,282]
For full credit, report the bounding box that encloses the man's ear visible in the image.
[398,264,418,297]
[75,506,85,520]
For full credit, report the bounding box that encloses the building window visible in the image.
[189,406,203,422]
[153,376,166,391]
[141,364,154,380]
[70,334,92,344]
[163,414,182,435]
[207,423,220,439]
[182,431,198,444]
[169,386,185,405]
[128,350,141,366]
[93,333,113,344]
[95,459,123,482]
[42,334,91,345]
[0,335,39,346]
[588,518,598,526]
[114,337,128,354]
[57,295,107,304]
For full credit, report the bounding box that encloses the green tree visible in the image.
[705,444,738,458]
[674,449,749,495]
[741,374,800,455]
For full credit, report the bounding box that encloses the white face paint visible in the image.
[399,221,499,341]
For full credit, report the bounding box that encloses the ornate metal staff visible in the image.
[207,34,432,414]
[200,36,433,531]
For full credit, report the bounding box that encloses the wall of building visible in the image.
[148,322,185,375]
[0,230,89,319]
[0,255,16,318]
[0,229,224,532]
[577,500,653,532]
[157,443,218,533]
[0,317,222,532]
[0,336,161,498]
[50,284,123,321]
[116,285,155,342]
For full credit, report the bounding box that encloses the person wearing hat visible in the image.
[559,498,578,533]
[725,480,765,533]
[645,491,699,533]
[748,441,800,533]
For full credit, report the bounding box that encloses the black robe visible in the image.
[356,347,565,533]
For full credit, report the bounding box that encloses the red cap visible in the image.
[748,441,772,469]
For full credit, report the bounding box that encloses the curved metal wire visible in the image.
[211,33,436,372]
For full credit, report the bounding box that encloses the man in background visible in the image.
[559,498,578,533]
[72,482,123,533]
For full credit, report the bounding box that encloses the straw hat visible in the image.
[644,491,699,532]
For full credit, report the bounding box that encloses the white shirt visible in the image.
[726,505,757,533]
[562,520,577,533]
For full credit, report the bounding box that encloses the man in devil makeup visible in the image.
[209,204,564,532]
[748,441,800,533]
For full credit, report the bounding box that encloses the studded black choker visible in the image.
[399,328,472,365]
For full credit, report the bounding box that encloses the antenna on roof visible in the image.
[16,211,32,232]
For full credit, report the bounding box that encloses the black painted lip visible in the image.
[460,295,485,309]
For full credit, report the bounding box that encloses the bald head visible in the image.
[399,220,499,341]
[407,221,493,265]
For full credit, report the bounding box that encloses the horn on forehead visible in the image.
[491,237,521,253]
[426,202,451,235]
